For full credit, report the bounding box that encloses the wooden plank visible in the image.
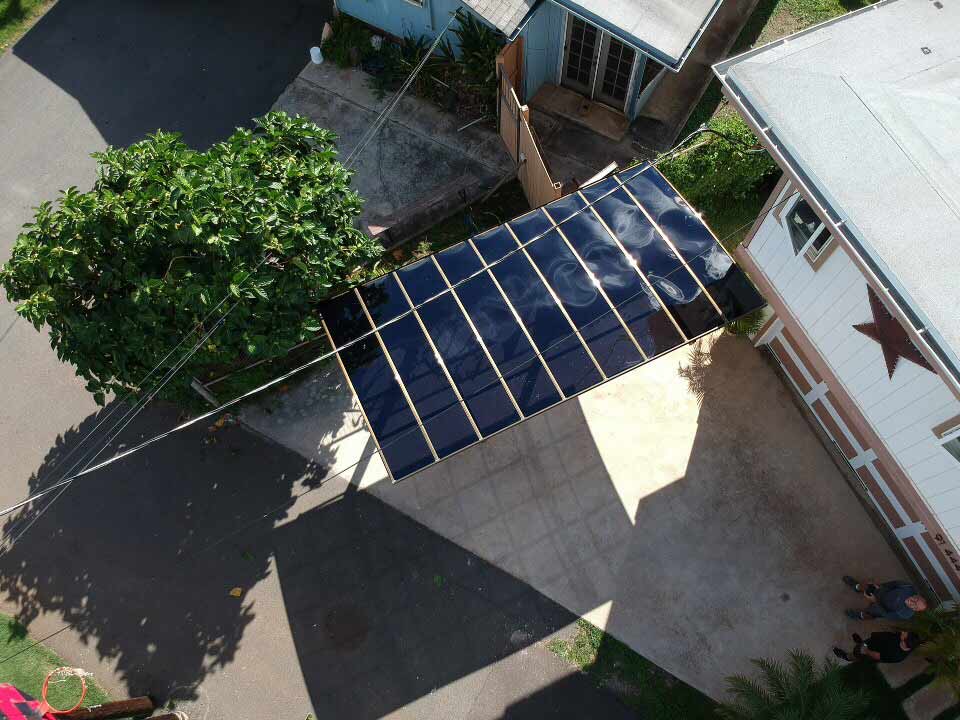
[57,697,155,719]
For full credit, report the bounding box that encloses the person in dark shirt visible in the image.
[834,631,920,663]
[842,576,928,620]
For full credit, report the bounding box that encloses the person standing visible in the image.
[842,576,928,621]
[834,631,920,663]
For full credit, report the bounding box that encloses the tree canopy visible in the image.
[1,111,381,405]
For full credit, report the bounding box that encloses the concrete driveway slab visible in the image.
[244,330,908,699]
[272,61,513,243]
[0,0,337,505]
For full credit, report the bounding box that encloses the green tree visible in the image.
[899,603,960,696]
[718,650,869,720]
[1,111,380,405]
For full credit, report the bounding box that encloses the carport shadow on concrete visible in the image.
[0,334,907,716]
[10,0,334,149]
[316,331,907,704]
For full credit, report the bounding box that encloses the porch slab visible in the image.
[241,331,906,699]
[272,61,514,245]
[527,101,640,192]
[529,83,629,142]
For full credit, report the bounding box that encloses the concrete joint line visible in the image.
[296,76,510,175]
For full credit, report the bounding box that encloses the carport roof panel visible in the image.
[320,165,765,481]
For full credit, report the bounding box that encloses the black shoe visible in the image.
[852,633,863,644]
[833,647,851,662]
[846,609,866,620]
[843,575,862,592]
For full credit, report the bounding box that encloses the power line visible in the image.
[1,246,272,553]
[344,9,463,169]
[184,188,801,559]
[0,171,799,519]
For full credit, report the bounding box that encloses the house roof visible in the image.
[460,0,538,37]
[714,0,960,385]
[560,0,721,68]
[462,0,720,69]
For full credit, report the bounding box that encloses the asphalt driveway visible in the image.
[0,4,640,718]
[0,0,335,504]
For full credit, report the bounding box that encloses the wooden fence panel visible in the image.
[496,37,523,96]
[497,49,561,209]
[517,103,562,208]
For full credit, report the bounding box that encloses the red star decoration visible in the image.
[853,285,933,379]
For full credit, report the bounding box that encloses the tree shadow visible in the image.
[0,332,909,716]
[0,401,327,704]
[10,0,334,149]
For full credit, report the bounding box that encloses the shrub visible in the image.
[322,14,372,68]
[898,603,960,696]
[719,650,870,720]
[0,111,381,405]
[658,114,777,221]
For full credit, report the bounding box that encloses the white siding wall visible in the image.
[746,195,960,544]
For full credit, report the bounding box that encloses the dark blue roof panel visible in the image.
[319,165,765,480]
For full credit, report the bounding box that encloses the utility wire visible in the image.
[343,9,462,169]
[2,5,479,534]
[1,250,272,553]
[0,166,799,519]
[0,160,675,515]
[185,187,801,559]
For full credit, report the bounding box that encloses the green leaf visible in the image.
[0,110,382,406]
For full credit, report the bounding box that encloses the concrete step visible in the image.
[902,680,958,720]
[879,653,930,689]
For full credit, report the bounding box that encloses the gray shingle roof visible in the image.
[567,0,719,67]
[716,0,960,379]
[460,0,536,37]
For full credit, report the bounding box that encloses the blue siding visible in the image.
[517,2,565,102]
[334,0,462,44]
[335,0,649,120]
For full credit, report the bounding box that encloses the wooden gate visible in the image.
[496,42,561,209]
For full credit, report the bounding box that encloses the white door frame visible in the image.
[557,11,636,115]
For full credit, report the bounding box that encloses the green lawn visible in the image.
[549,619,925,719]
[0,613,110,709]
[548,620,717,719]
[0,0,55,52]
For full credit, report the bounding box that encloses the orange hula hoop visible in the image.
[38,667,88,716]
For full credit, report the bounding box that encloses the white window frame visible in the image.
[783,196,834,261]
[941,424,960,464]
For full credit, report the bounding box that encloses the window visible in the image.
[942,425,960,464]
[785,198,834,262]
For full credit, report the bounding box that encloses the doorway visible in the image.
[561,14,638,113]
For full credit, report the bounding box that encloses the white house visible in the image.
[714,0,960,599]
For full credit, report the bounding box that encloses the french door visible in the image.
[562,15,637,112]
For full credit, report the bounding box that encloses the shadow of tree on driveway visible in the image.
[0,402,326,704]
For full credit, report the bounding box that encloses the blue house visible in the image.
[333,0,723,126]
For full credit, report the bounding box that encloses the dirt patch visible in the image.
[755,6,807,46]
